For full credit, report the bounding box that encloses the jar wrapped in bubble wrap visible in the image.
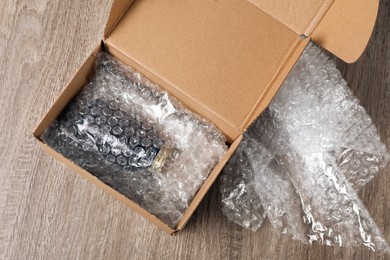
[41,52,227,227]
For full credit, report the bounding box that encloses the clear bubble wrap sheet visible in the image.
[220,42,389,251]
[41,52,227,227]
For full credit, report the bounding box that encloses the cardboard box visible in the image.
[33,0,379,234]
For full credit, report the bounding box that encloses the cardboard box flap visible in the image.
[248,0,379,63]
[311,0,379,63]
[104,0,303,141]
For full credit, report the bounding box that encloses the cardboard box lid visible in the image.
[248,0,379,63]
[102,0,377,141]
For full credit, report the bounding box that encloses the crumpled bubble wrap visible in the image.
[42,52,227,227]
[220,42,389,251]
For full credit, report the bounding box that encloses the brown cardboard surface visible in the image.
[105,0,301,142]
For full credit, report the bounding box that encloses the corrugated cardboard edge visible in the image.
[104,0,135,39]
[311,0,379,63]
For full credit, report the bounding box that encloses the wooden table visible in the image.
[1,1,389,259]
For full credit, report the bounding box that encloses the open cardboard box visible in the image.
[33,0,379,234]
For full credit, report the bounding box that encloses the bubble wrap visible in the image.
[220,42,389,251]
[220,147,266,231]
[42,52,227,227]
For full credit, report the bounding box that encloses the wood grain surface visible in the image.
[0,0,389,259]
